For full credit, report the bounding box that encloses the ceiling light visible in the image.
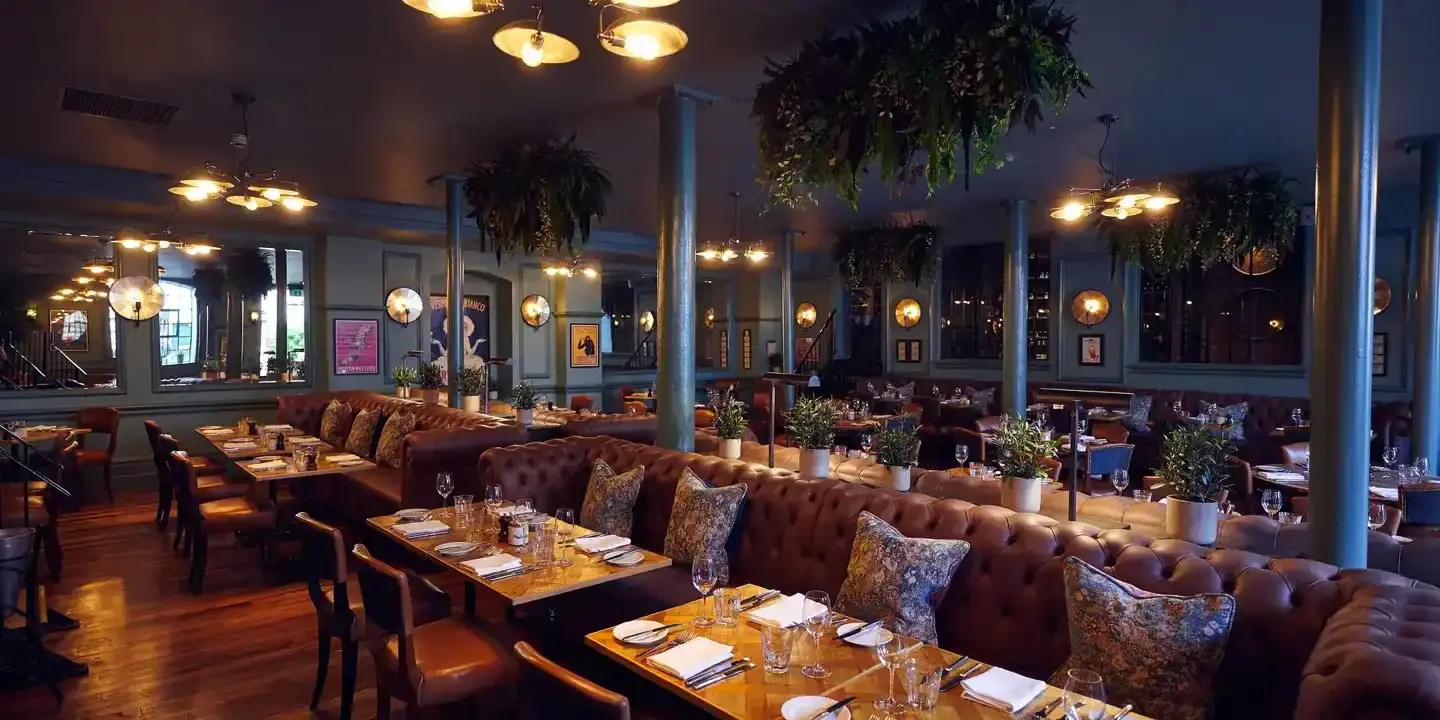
[1049,198,1090,222]
[403,0,502,19]
[227,194,274,211]
[1050,115,1174,224]
[1142,184,1180,210]
[600,18,687,60]
[494,15,579,66]
[581,267,599,279]
[612,0,680,7]
[58,288,74,296]
[696,246,720,261]
[85,260,113,274]
[103,277,115,287]
[73,276,93,285]
[141,241,158,252]
[744,243,769,263]
[1101,205,1143,219]
[167,93,317,212]
[49,294,64,301]
[280,195,318,212]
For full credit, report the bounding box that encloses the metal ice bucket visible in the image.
[0,527,36,618]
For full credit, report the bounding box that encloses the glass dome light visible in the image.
[226,194,274,211]
[600,18,687,60]
[402,0,504,19]
[494,20,579,65]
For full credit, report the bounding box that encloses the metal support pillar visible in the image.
[444,175,466,408]
[1310,0,1382,568]
[1002,199,1030,419]
[1408,136,1440,471]
[779,229,797,406]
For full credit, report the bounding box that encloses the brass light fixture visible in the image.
[542,253,599,279]
[704,307,715,329]
[386,288,424,327]
[638,310,655,333]
[494,6,580,66]
[598,16,687,61]
[109,276,165,328]
[521,294,552,328]
[403,0,504,18]
[1050,115,1179,223]
[410,0,686,66]
[795,302,817,329]
[167,93,317,212]
[1375,277,1392,315]
[894,298,922,328]
[699,192,765,263]
[1070,290,1110,326]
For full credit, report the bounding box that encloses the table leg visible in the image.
[464,583,476,617]
[269,482,278,504]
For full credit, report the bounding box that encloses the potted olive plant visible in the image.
[456,365,487,413]
[510,382,545,426]
[392,365,417,399]
[708,387,749,460]
[1154,423,1234,545]
[874,421,920,492]
[786,396,840,478]
[200,357,220,381]
[991,415,1060,513]
[416,361,445,405]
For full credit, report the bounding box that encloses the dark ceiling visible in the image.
[4,1,1440,248]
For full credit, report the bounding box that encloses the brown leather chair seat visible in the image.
[76,448,110,465]
[325,575,452,641]
[379,618,514,706]
[195,474,251,503]
[198,496,276,534]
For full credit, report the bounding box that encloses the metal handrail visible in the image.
[623,329,658,370]
[49,344,87,379]
[795,309,836,371]
[2,334,48,386]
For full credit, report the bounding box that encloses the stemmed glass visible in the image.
[800,590,831,679]
[435,472,454,515]
[555,507,575,567]
[872,616,905,712]
[483,484,504,538]
[1383,445,1399,469]
[1261,489,1283,520]
[1368,503,1388,532]
[1416,457,1431,478]
[691,554,720,628]
[1062,669,1107,720]
[954,444,969,469]
[1290,407,1304,427]
[1111,469,1129,497]
[1171,400,1184,417]
[860,434,875,459]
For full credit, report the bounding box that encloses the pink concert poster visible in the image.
[334,319,380,375]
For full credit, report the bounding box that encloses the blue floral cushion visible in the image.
[663,468,747,576]
[834,511,970,644]
[1221,401,1249,440]
[1120,395,1153,433]
[1051,557,1235,720]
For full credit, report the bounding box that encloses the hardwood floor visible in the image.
[4,491,424,719]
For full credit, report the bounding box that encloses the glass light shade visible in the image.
[521,294,552,328]
[600,18,688,60]
[1142,185,1180,210]
[73,276,93,285]
[178,172,233,192]
[494,21,580,64]
[226,194,274,211]
[612,0,680,6]
[1070,289,1110,326]
[580,267,599,279]
[386,287,424,326]
[183,243,221,256]
[250,185,298,202]
[894,298,922,328]
[639,311,655,333]
[719,247,738,262]
[1050,199,1089,221]
[796,302,818,329]
[280,195,318,212]
[1100,205,1143,219]
[109,276,165,322]
[744,243,769,262]
[403,0,503,18]
[169,183,215,202]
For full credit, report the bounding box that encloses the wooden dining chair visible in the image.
[1089,419,1130,445]
[956,415,1004,463]
[570,394,594,412]
[24,440,76,582]
[1400,483,1440,539]
[513,641,631,720]
[158,434,249,552]
[351,543,517,719]
[144,421,225,531]
[74,406,120,504]
[1281,442,1310,467]
[168,451,275,594]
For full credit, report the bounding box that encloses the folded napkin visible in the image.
[962,667,1046,713]
[574,535,631,553]
[199,428,233,436]
[290,436,322,445]
[223,441,257,449]
[247,460,288,471]
[263,424,293,431]
[393,520,450,538]
[746,593,826,628]
[1370,486,1400,502]
[1258,470,1307,483]
[648,637,733,680]
[462,553,521,577]
[325,453,361,463]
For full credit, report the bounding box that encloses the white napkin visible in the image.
[1370,486,1400,502]
[648,637,733,680]
[1258,470,1307,483]
[223,442,257,450]
[325,453,361,463]
[746,593,826,628]
[291,436,322,445]
[574,535,631,553]
[462,553,521,576]
[247,460,287,471]
[199,428,233,436]
[263,424,293,432]
[961,667,1046,713]
[394,520,450,538]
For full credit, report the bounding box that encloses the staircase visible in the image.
[1,330,88,390]
[795,309,836,376]
[621,329,658,370]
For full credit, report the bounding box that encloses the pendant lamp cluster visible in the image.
[698,192,768,264]
[542,253,600,279]
[1050,115,1178,223]
[404,0,687,67]
[110,227,221,256]
[168,93,318,213]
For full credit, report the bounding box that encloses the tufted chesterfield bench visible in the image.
[479,436,1440,719]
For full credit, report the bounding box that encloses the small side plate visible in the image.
[394,508,429,521]
[606,550,645,567]
[834,621,894,647]
[613,620,669,646]
[434,541,478,557]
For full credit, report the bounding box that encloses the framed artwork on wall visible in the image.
[742,329,752,370]
[428,294,491,366]
[570,323,601,368]
[1373,332,1387,377]
[333,319,380,375]
[49,309,89,353]
[895,339,923,364]
[1078,334,1104,366]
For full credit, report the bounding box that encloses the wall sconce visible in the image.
[796,302,818,329]
[894,298,922,328]
[704,307,715,329]
[521,294,552,329]
[25,306,37,319]
[1374,277,1392,315]
[386,287,423,328]
[639,310,655,333]
[108,276,164,328]
[249,310,261,324]
[1070,290,1110,326]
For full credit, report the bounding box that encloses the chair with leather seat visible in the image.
[351,543,517,719]
[569,395,594,412]
[168,451,275,595]
[1076,443,1134,496]
[1281,442,1310,467]
[73,406,120,504]
[513,641,630,720]
[144,421,224,531]
[956,415,1003,463]
[1088,419,1130,445]
[158,434,250,552]
[1400,482,1440,539]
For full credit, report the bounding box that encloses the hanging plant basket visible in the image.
[464,135,612,264]
[833,222,942,289]
[225,248,276,301]
[1099,168,1299,275]
[751,0,1089,209]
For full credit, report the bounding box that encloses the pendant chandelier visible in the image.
[698,192,767,263]
[167,93,317,212]
[1050,115,1178,223]
[542,253,599,279]
[404,1,687,66]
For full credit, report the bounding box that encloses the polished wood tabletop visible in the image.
[587,583,1147,720]
[204,434,337,460]
[369,506,672,607]
[5,427,92,444]
[235,453,377,482]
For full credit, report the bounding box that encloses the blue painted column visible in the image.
[655,86,714,450]
[1408,136,1440,471]
[444,175,466,408]
[832,279,850,359]
[1310,0,1382,568]
[1002,199,1030,419]
[779,229,797,407]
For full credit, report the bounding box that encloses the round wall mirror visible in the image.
[1070,290,1110,326]
[1232,247,1283,276]
[894,298,922,328]
[385,287,423,327]
[521,294,552,329]
[795,302,818,328]
[639,310,656,333]
[1374,277,1392,315]
[109,276,164,325]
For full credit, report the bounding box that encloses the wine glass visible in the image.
[872,616,905,712]
[1111,469,1129,496]
[1062,668,1107,720]
[800,590,831,679]
[691,554,720,628]
[1383,445,1399,469]
[435,472,454,515]
[860,434,875,458]
[1261,489,1282,520]
[484,483,503,510]
[555,507,575,567]
[1171,400,1184,417]
[954,444,969,468]
[1368,503,1388,532]
[1290,407,1304,427]
[1416,457,1431,478]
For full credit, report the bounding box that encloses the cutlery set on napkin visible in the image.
[1256,469,1307,483]
[647,637,752,690]
[324,453,365,466]
[573,534,631,554]
[246,459,288,471]
[956,666,1046,712]
[392,520,450,539]
[199,428,233,436]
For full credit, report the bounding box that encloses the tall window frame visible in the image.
[158,280,197,366]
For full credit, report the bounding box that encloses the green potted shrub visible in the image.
[786,396,840,478]
[416,361,445,405]
[509,382,546,426]
[708,387,749,460]
[991,415,1061,513]
[1154,423,1234,544]
[200,357,220,381]
[455,365,487,413]
[874,421,920,491]
[392,365,418,399]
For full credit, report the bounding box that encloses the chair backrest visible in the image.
[1291,494,1402,534]
[1089,419,1129,445]
[623,401,646,415]
[1401,482,1440,526]
[694,407,716,428]
[513,641,630,720]
[569,395,594,412]
[1281,442,1310,467]
[1084,443,1134,478]
[75,406,120,454]
[293,512,350,619]
[163,442,200,502]
[351,543,417,680]
[974,415,1004,433]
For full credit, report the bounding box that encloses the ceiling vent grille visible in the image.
[59,87,178,127]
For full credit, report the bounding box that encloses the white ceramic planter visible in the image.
[719,438,742,460]
[885,465,912,492]
[396,386,410,399]
[420,389,440,405]
[1165,497,1219,545]
[801,448,830,479]
[462,395,482,413]
[518,408,534,427]
[279,372,291,383]
[1001,476,1044,514]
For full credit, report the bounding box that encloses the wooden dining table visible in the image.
[233,452,377,502]
[586,583,1147,720]
[1254,465,1428,506]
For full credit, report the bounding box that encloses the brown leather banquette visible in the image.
[479,437,1440,719]
[530,409,661,444]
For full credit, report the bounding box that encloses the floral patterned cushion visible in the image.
[1121,395,1153,433]
[1221,401,1249,440]
[319,400,355,447]
[374,413,418,469]
[1051,557,1236,720]
[968,387,996,414]
[578,459,646,537]
[834,511,970,644]
[663,468,747,575]
[344,408,383,459]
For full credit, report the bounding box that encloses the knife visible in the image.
[940,655,970,678]
[617,623,681,643]
[939,662,980,693]
[835,619,882,642]
[600,546,639,561]
[1110,703,1134,720]
[806,696,856,720]
[563,532,602,545]
[484,565,540,581]
[691,661,754,690]
[740,589,779,609]
[682,656,744,687]
[1031,697,1064,719]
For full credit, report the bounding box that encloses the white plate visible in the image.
[834,622,894,647]
[781,696,854,720]
[613,620,669,646]
[394,508,429,521]
[254,456,281,463]
[606,549,645,567]
[434,541,478,557]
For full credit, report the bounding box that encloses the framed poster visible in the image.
[1078,334,1104,366]
[719,330,729,369]
[429,294,491,366]
[895,339,923,364]
[333,319,380,375]
[570,323,601,368]
[1373,332,1388,377]
[742,329,752,370]
[49,309,88,353]
[796,336,814,364]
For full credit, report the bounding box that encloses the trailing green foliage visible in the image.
[833,222,942,288]
[992,415,1060,479]
[226,248,275,301]
[464,135,612,263]
[707,387,750,441]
